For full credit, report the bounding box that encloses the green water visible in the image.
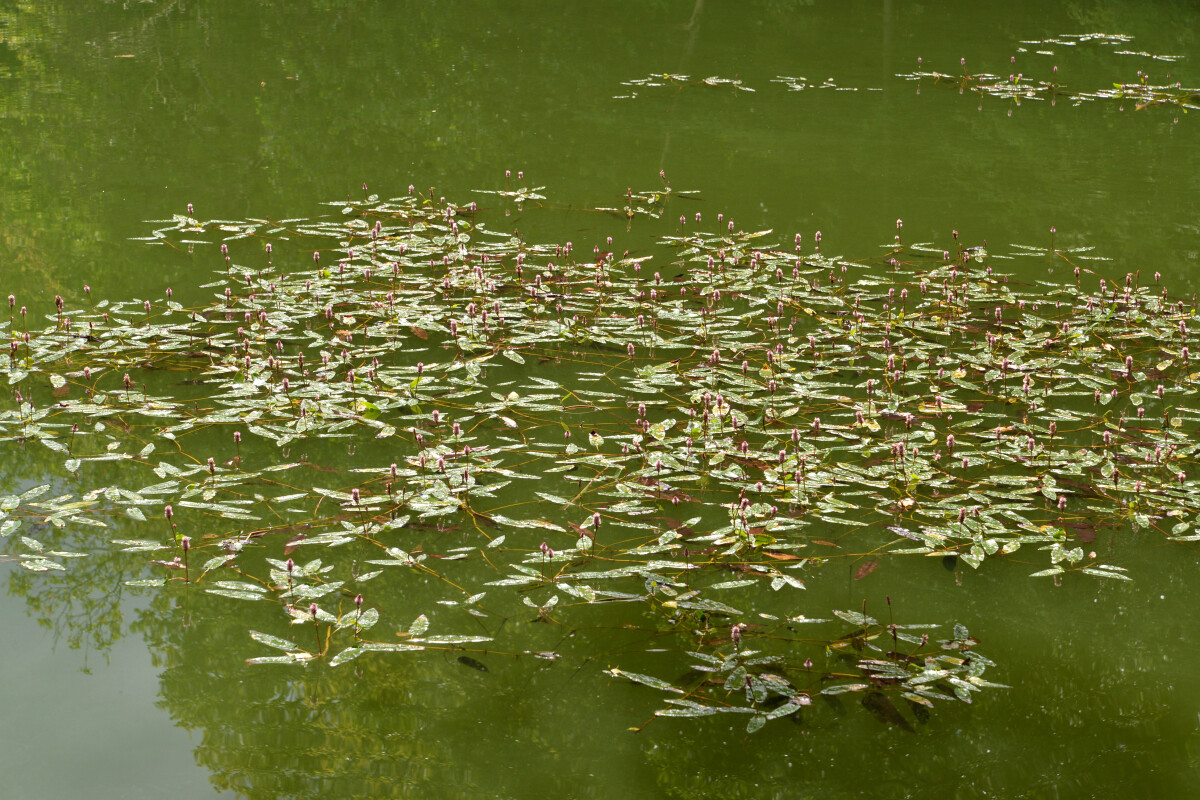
[2,2,1200,798]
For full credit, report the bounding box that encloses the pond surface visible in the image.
[2,2,1200,798]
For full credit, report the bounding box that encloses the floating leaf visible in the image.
[853,559,879,581]
[329,647,365,667]
[249,631,301,652]
[407,614,430,637]
[821,683,871,695]
[606,668,684,693]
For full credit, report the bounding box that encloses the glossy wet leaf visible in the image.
[329,646,365,667]
[606,668,685,693]
[249,631,301,652]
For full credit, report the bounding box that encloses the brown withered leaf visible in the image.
[661,518,698,538]
[1065,520,1097,543]
[853,559,879,581]
[568,521,595,541]
[410,326,429,340]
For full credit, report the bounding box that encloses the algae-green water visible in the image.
[2,3,1199,798]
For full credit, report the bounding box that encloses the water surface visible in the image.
[2,2,1199,797]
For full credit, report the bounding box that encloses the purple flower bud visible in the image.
[180,536,190,552]
[164,505,174,520]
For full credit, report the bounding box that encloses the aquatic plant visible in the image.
[619,34,1197,117]
[900,34,1198,115]
[4,176,1200,732]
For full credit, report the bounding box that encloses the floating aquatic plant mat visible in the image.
[3,180,1197,732]
[619,33,1198,116]
[899,34,1198,114]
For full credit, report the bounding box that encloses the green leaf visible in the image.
[246,654,311,665]
[709,579,757,590]
[360,642,425,653]
[357,608,380,631]
[821,683,870,695]
[414,635,494,644]
[249,631,301,651]
[832,609,876,626]
[606,668,684,693]
[1081,567,1132,581]
[655,706,718,718]
[201,555,237,571]
[329,646,365,666]
[206,588,266,601]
